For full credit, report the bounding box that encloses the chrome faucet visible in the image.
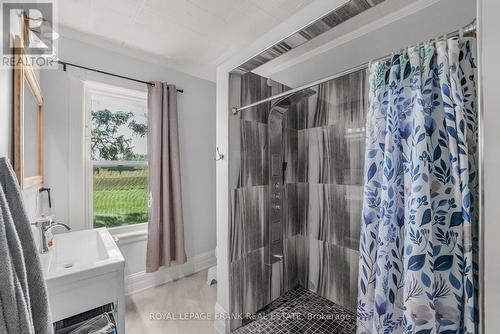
[32,217,71,253]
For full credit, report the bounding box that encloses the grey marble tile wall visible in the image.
[231,120,269,190]
[282,128,299,184]
[283,236,299,291]
[239,72,290,124]
[229,72,291,331]
[229,246,271,321]
[292,69,367,312]
[301,184,363,250]
[285,70,367,131]
[298,237,360,311]
[282,183,303,238]
[298,124,365,185]
[230,185,269,262]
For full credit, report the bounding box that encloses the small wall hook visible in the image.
[215,147,225,161]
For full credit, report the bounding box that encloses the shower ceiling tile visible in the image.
[299,20,332,40]
[235,0,386,73]
[281,34,310,49]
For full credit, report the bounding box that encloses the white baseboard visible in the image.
[214,302,230,334]
[125,249,216,295]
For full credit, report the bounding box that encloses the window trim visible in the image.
[92,160,148,167]
[83,81,148,234]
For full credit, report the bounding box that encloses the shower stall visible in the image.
[228,69,367,332]
[218,1,480,333]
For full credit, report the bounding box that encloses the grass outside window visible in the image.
[93,166,148,228]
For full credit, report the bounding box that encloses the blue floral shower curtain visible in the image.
[357,37,478,334]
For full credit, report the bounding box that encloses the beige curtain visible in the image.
[146,82,186,273]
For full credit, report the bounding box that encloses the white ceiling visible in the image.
[54,0,315,81]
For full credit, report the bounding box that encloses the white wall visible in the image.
[0,68,12,159]
[478,1,499,332]
[40,35,217,276]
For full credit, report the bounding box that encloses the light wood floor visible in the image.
[125,270,217,334]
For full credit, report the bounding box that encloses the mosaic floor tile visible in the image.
[232,286,356,334]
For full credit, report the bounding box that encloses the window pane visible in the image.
[91,93,147,161]
[93,166,148,228]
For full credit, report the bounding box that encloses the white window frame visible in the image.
[83,81,149,235]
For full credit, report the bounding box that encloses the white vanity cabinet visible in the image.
[40,228,126,333]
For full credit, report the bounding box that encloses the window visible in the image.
[85,82,148,229]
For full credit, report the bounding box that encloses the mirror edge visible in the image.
[13,34,44,190]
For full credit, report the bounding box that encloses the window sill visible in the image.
[108,223,148,246]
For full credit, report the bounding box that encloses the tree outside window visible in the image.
[89,90,148,229]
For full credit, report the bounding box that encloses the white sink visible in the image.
[40,228,124,281]
[40,228,125,332]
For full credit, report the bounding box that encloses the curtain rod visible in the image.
[368,19,476,68]
[232,63,368,115]
[233,19,476,115]
[56,60,184,93]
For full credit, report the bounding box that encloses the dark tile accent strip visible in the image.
[234,0,386,73]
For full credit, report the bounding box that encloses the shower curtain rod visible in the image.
[233,20,476,115]
[56,60,184,93]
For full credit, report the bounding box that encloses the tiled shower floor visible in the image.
[232,286,356,334]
